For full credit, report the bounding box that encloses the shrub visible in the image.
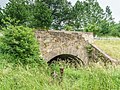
[64,25,73,31]
[84,23,100,36]
[110,29,120,37]
[1,25,41,64]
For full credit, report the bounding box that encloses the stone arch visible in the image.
[36,30,93,65]
[47,54,85,66]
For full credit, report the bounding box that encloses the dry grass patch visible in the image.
[94,40,120,60]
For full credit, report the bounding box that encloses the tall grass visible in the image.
[1,34,120,89]
[0,54,120,90]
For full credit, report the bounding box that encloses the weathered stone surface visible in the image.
[90,44,120,65]
[35,30,93,65]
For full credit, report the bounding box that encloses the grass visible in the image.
[94,40,120,60]
[0,35,120,90]
[0,53,120,90]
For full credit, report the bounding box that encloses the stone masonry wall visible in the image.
[89,44,119,65]
[35,30,93,65]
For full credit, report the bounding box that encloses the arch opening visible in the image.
[48,54,84,67]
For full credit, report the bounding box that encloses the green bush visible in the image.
[64,25,73,31]
[1,25,41,64]
[84,23,100,36]
[110,29,120,37]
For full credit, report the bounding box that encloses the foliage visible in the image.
[110,23,120,37]
[0,8,4,29]
[31,0,53,29]
[105,6,113,22]
[70,0,104,31]
[64,25,73,31]
[86,44,93,58]
[1,0,120,36]
[0,25,41,64]
[42,0,72,30]
[84,23,100,35]
[1,17,20,28]
[98,20,111,36]
[0,58,120,90]
[3,0,30,25]
[3,0,52,29]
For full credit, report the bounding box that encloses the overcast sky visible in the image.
[0,0,120,22]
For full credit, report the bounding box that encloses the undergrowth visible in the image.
[0,26,120,90]
[0,53,120,90]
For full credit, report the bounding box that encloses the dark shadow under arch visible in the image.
[47,54,84,66]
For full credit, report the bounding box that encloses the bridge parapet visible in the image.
[89,44,120,65]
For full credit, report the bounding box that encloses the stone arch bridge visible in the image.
[35,30,119,65]
[35,30,93,65]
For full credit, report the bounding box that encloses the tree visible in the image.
[97,6,114,36]
[31,0,53,29]
[98,20,111,36]
[105,6,113,22]
[73,0,104,29]
[110,22,120,37]
[3,0,30,25]
[3,0,53,29]
[42,0,72,30]
[84,23,100,36]
[0,7,4,29]
[70,0,84,31]
[86,0,104,24]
